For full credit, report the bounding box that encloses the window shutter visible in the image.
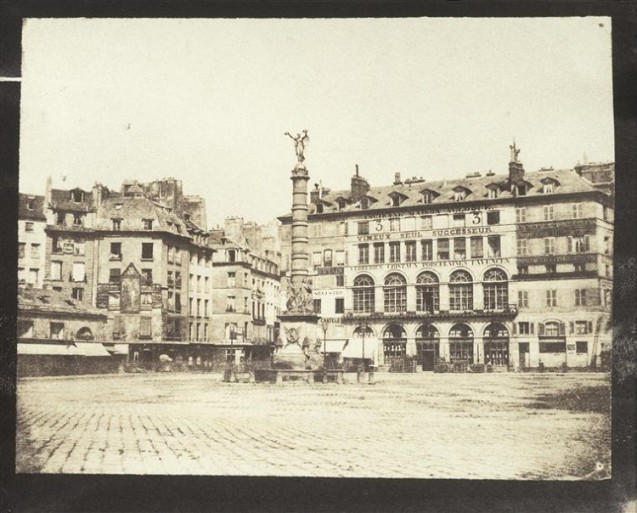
[567,236,573,253]
[538,322,545,336]
[584,235,590,252]
[512,323,517,335]
[559,322,566,336]
[569,321,574,334]
[530,322,535,334]
[587,321,593,334]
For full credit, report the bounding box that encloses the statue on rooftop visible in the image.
[285,130,310,163]
[510,140,521,162]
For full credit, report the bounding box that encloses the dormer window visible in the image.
[541,178,559,194]
[71,189,84,203]
[421,189,438,204]
[392,196,400,207]
[112,218,122,231]
[516,184,527,196]
[27,198,35,210]
[316,204,324,214]
[452,187,470,202]
[142,219,153,230]
[73,213,83,226]
[360,197,369,210]
[486,184,499,199]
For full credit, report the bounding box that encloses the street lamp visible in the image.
[320,318,329,383]
[227,325,237,382]
[358,322,369,383]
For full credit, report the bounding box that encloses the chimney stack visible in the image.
[310,183,320,203]
[508,140,525,186]
[394,172,402,185]
[351,164,370,202]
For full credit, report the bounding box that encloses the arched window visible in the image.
[75,327,94,340]
[353,275,375,313]
[416,324,439,371]
[483,268,509,310]
[383,273,407,313]
[483,323,509,366]
[383,324,407,358]
[416,272,439,313]
[449,323,474,363]
[449,270,473,311]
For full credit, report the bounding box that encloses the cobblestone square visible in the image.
[16,372,610,479]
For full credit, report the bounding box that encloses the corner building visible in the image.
[278,151,613,371]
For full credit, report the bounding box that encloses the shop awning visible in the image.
[103,343,129,355]
[320,340,348,353]
[18,343,81,356]
[341,337,379,361]
[74,342,112,357]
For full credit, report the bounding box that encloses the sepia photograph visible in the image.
[12,16,616,481]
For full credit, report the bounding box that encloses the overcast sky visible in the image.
[20,17,613,228]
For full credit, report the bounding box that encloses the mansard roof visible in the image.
[18,194,46,221]
[296,167,604,217]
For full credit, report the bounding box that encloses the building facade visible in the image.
[278,150,614,371]
[18,193,47,288]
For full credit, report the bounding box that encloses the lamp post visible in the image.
[320,318,329,384]
[227,325,237,382]
[358,322,368,384]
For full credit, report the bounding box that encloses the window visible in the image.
[228,249,236,262]
[546,290,557,307]
[112,218,122,231]
[518,265,528,275]
[226,296,235,312]
[569,236,590,253]
[336,274,344,287]
[574,263,585,273]
[574,321,590,335]
[405,241,417,262]
[516,184,527,196]
[384,273,407,313]
[141,242,153,260]
[360,197,369,210]
[572,203,582,219]
[73,214,83,226]
[109,268,121,284]
[421,215,433,230]
[17,267,25,283]
[29,244,40,259]
[389,242,401,263]
[542,182,555,194]
[544,237,555,255]
[487,211,500,225]
[72,263,85,282]
[422,190,435,204]
[315,204,324,214]
[323,249,333,267]
[358,244,369,264]
[141,268,152,285]
[575,289,587,306]
[487,187,498,199]
[373,243,385,264]
[353,275,375,313]
[576,341,588,354]
[334,297,345,314]
[52,236,62,253]
[50,322,64,339]
[18,320,34,338]
[437,238,450,260]
[453,238,466,260]
[358,222,369,235]
[543,321,561,337]
[74,241,85,256]
[227,272,236,287]
[517,239,528,256]
[487,236,501,258]
[72,288,83,301]
[313,299,322,314]
[452,214,465,227]
[71,189,84,202]
[18,243,25,259]
[416,272,439,313]
[515,207,526,223]
[110,242,122,260]
[421,239,433,261]
[25,222,34,232]
[604,236,611,255]
[28,268,39,285]
[51,261,62,281]
[540,342,565,353]
[518,321,532,335]
[543,205,554,221]
[470,237,483,259]
[389,218,400,232]
[518,290,529,308]
[449,324,474,363]
[453,190,466,201]
[449,270,473,311]
[545,264,556,274]
[312,251,322,267]
[56,212,66,225]
[335,250,345,266]
[483,268,508,310]
[139,317,151,338]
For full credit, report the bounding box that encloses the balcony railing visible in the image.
[344,305,518,321]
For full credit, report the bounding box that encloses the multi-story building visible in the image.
[18,193,47,288]
[278,148,614,371]
[209,218,282,366]
[38,177,215,368]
